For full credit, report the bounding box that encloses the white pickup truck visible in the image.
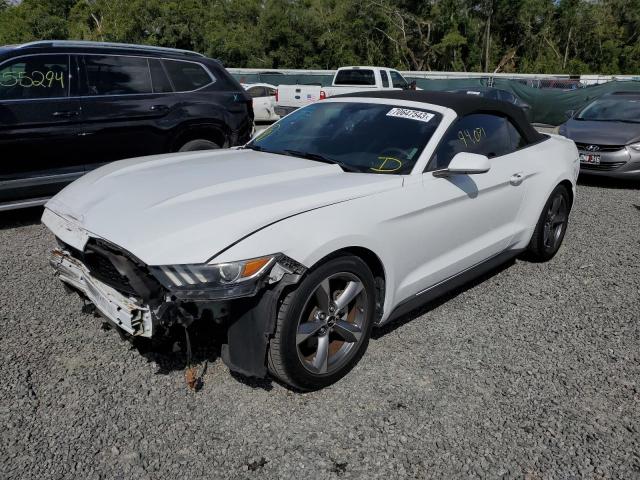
[274,66,414,116]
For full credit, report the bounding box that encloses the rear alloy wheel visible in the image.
[526,184,570,262]
[178,139,220,152]
[268,256,375,391]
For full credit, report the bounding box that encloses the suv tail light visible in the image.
[319,90,326,100]
[275,89,279,102]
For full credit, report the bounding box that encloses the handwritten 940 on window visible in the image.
[1,70,65,89]
[458,127,486,147]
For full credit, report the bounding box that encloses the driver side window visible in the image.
[427,113,512,170]
[389,71,408,89]
[0,55,69,100]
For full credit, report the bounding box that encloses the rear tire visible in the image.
[268,255,376,391]
[178,139,220,152]
[526,184,571,262]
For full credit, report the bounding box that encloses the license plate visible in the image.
[579,153,600,165]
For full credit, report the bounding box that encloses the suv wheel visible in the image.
[178,139,220,152]
[268,255,376,391]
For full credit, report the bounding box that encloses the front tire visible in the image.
[526,184,571,262]
[268,255,376,391]
[178,139,220,152]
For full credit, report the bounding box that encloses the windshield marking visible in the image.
[386,107,435,123]
[370,156,403,173]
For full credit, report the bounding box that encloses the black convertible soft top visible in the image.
[333,90,545,144]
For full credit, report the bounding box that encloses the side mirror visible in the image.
[564,109,576,119]
[433,152,491,177]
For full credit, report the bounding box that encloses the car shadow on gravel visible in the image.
[118,320,223,374]
[0,206,43,230]
[372,259,515,339]
[577,175,639,190]
[114,319,276,391]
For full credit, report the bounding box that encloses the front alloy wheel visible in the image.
[268,256,376,390]
[296,273,368,375]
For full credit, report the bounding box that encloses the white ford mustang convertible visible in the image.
[43,91,579,390]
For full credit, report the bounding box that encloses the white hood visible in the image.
[45,149,403,265]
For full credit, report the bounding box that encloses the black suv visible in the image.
[0,41,254,211]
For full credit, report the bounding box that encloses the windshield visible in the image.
[248,102,442,174]
[576,97,640,123]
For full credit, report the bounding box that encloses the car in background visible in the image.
[557,92,640,179]
[243,83,279,122]
[43,91,578,390]
[448,87,532,120]
[0,40,253,212]
[275,66,414,116]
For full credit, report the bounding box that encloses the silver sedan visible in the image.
[558,92,640,180]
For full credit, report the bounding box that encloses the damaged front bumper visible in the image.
[48,243,307,378]
[49,248,154,337]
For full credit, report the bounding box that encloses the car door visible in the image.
[77,54,173,169]
[412,113,529,292]
[0,54,84,204]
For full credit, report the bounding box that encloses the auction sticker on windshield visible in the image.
[386,108,435,123]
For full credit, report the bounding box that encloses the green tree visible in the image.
[1,0,639,74]
[0,0,75,44]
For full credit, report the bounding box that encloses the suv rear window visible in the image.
[84,55,152,95]
[162,60,212,92]
[334,69,375,86]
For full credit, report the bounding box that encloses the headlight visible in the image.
[628,142,640,152]
[152,255,277,300]
[557,125,567,136]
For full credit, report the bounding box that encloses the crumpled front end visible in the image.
[45,212,307,377]
[49,234,170,338]
[49,248,154,336]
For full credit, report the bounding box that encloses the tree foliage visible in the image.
[1,0,638,74]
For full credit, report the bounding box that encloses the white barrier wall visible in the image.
[228,68,638,85]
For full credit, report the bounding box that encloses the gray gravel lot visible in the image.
[1,177,639,479]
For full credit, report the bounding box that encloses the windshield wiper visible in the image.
[611,119,640,124]
[577,118,640,124]
[281,149,360,173]
[243,143,265,151]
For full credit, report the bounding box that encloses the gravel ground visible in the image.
[1,177,639,479]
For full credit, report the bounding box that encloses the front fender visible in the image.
[211,201,399,322]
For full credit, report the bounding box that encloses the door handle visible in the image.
[510,172,525,186]
[52,111,79,118]
[150,104,169,112]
